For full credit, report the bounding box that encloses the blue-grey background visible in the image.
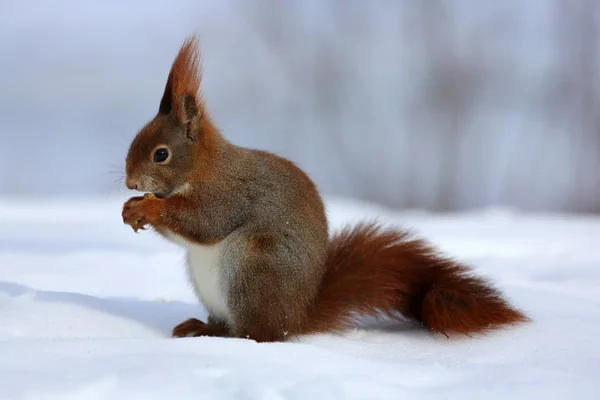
[1,0,599,212]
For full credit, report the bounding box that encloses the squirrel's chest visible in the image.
[166,233,230,322]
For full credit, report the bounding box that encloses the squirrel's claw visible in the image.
[131,219,148,233]
[122,196,154,233]
[136,224,148,232]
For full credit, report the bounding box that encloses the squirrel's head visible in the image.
[125,35,216,198]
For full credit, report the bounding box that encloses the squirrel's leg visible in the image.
[172,317,230,338]
[226,235,314,343]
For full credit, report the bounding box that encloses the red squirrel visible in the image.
[121,35,529,342]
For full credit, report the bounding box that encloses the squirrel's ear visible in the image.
[182,93,200,123]
[158,35,203,132]
[181,92,201,141]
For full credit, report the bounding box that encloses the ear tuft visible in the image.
[158,35,204,123]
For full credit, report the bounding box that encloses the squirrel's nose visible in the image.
[125,177,138,190]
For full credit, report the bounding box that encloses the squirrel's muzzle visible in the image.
[125,177,138,190]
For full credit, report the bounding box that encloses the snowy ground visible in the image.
[0,196,598,399]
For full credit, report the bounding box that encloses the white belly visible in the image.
[165,233,230,322]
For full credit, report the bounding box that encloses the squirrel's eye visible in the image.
[153,147,170,163]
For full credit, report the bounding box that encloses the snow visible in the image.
[1,196,599,399]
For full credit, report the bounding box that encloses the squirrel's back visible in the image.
[244,148,328,237]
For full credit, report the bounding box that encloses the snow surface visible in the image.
[0,197,599,399]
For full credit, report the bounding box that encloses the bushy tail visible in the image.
[305,222,529,337]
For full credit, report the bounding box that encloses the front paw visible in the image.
[122,194,162,232]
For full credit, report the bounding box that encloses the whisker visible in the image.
[104,162,125,172]
[106,170,126,176]
[144,174,163,193]
[104,165,126,183]
[140,174,153,192]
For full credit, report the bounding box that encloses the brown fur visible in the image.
[304,222,529,337]
[158,36,203,123]
[172,318,231,338]
[122,34,529,343]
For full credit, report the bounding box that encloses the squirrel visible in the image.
[121,35,529,343]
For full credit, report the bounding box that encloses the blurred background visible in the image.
[1,0,599,213]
